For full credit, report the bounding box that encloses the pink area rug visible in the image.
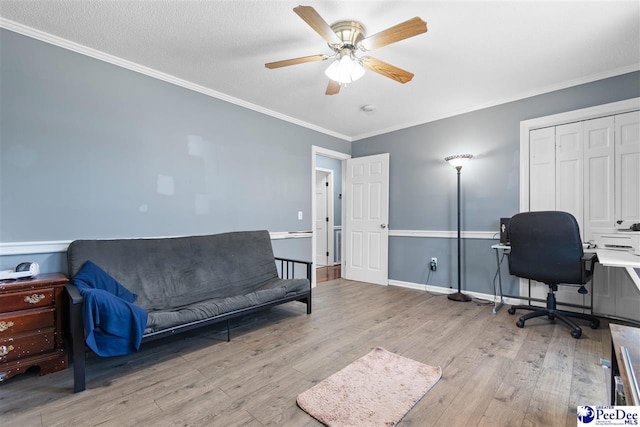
[297,347,442,427]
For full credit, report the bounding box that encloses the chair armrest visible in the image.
[582,252,597,272]
[581,252,597,284]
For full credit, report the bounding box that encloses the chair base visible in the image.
[508,287,600,339]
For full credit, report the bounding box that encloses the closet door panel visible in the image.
[592,264,615,316]
[556,122,583,235]
[615,111,640,227]
[584,116,615,241]
[529,127,556,211]
[613,267,640,322]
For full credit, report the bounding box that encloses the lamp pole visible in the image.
[444,154,473,302]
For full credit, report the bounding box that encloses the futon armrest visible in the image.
[65,282,84,305]
[274,256,312,265]
[274,257,312,281]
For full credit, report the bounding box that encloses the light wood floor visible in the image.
[0,279,614,427]
[316,265,341,283]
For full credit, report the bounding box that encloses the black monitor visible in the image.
[500,217,511,245]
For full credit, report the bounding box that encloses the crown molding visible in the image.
[352,63,640,141]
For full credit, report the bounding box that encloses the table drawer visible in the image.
[0,288,54,312]
[0,308,55,337]
[0,328,56,363]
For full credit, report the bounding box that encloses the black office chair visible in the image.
[507,211,600,339]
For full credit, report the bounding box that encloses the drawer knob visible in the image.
[24,294,45,304]
[0,345,14,356]
[0,321,14,332]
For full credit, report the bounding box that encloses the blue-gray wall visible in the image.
[1,27,638,295]
[352,71,640,295]
[0,29,350,273]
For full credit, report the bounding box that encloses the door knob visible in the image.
[380,224,387,229]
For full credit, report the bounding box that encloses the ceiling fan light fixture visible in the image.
[324,53,365,84]
[266,7,427,95]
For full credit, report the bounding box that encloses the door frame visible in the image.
[315,167,334,267]
[311,146,351,287]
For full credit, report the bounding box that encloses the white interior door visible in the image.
[315,170,329,267]
[344,153,389,285]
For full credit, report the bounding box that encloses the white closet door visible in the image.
[529,127,556,211]
[555,122,584,236]
[583,116,615,242]
[615,111,640,227]
[554,123,590,307]
[528,127,557,305]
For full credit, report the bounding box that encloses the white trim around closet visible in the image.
[519,97,640,212]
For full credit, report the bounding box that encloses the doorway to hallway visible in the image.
[316,264,341,283]
[311,146,350,287]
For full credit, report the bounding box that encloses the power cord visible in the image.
[424,268,446,297]
[423,246,504,305]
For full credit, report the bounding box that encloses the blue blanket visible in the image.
[73,261,148,357]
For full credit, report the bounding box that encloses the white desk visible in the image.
[596,249,640,293]
[491,243,595,315]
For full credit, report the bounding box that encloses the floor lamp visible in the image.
[444,154,473,302]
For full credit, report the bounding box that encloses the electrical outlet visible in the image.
[430,257,437,271]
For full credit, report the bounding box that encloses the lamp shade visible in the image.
[325,54,365,84]
[445,154,473,168]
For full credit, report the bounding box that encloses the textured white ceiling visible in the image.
[1,1,639,141]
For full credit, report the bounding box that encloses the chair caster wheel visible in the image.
[590,320,600,329]
[508,308,516,315]
[516,320,525,328]
[571,330,582,339]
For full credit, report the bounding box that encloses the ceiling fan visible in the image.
[265,5,428,95]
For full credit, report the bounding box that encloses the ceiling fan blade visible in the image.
[361,56,414,84]
[265,54,327,69]
[359,17,427,51]
[294,5,341,45]
[326,80,341,95]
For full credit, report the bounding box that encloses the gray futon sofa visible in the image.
[66,230,311,392]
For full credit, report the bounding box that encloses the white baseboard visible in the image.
[388,279,524,306]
